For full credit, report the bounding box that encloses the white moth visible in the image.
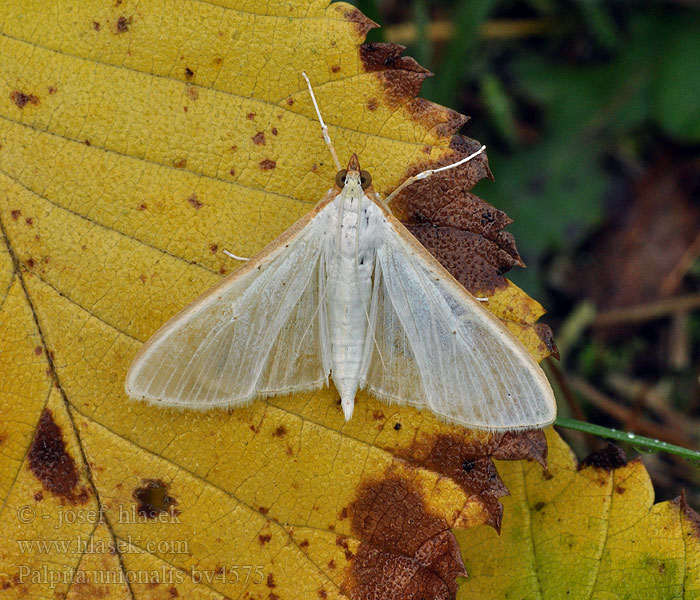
[125,74,556,431]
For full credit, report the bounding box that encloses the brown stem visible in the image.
[592,293,700,327]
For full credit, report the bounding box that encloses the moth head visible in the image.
[336,153,373,190]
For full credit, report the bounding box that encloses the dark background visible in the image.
[347,0,700,504]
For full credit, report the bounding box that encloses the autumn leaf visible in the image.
[0,1,558,599]
[457,429,700,599]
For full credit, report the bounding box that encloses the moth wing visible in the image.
[361,216,556,431]
[126,203,333,409]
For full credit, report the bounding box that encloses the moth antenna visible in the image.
[384,145,487,205]
[302,71,342,172]
[223,249,250,262]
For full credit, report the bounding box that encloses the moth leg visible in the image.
[375,193,394,215]
[223,249,250,262]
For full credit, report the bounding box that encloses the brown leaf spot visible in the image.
[533,501,546,512]
[331,65,341,73]
[492,430,548,467]
[273,425,287,438]
[271,127,278,136]
[184,67,194,80]
[360,43,430,105]
[92,21,101,31]
[286,98,294,106]
[300,539,309,548]
[397,431,546,532]
[10,91,40,108]
[212,56,223,66]
[258,534,272,545]
[115,15,132,33]
[25,217,34,226]
[173,158,187,169]
[208,244,218,254]
[48,86,57,94]
[34,491,43,501]
[246,112,256,120]
[186,86,198,101]
[11,209,21,220]
[252,131,266,145]
[391,141,522,294]
[535,323,559,360]
[367,98,378,111]
[34,346,43,356]
[259,506,269,515]
[580,443,627,471]
[328,559,336,570]
[29,409,89,504]
[318,589,328,599]
[336,536,349,550]
[344,477,466,599]
[187,194,203,209]
[133,479,178,519]
[674,491,700,539]
[26,258,36,269]
[267,574,276,588]
[342,7,378,37]
[372,410,385,421]
[84,139,91,146]
[260,159,276,171]
[137,203,147,211]
[405,435,508,531]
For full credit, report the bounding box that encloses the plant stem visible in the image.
[555,417,700,464]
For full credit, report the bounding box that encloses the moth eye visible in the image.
[335,169,348,187]
[360,170,372,190]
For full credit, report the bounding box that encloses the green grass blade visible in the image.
[555,417,700,465]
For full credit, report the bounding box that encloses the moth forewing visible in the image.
[125,188,340,407]
[357,198,556,430]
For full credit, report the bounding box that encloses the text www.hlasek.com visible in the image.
[16,534,189,556]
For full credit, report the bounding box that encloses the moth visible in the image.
[125,74,556,431]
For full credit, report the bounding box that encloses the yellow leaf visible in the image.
[457,429,700,599]
[0,1,556,598]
